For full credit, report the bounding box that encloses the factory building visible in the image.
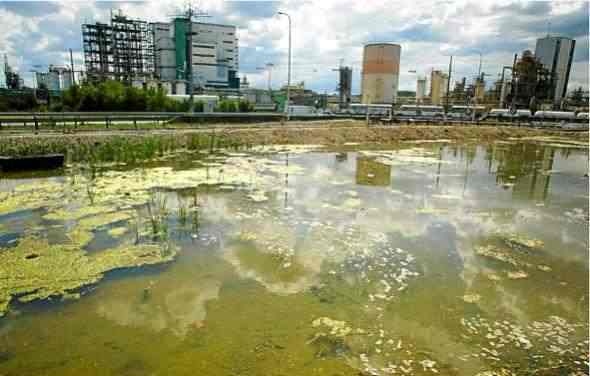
[361,43,400,104]
[534,36,575,106]
[430,70,448,106]
[416,76,427,102]
[3,54,23,90]
[153,19,239,93]
[36,66,74,91]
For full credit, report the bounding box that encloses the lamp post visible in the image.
[277,11,291,120]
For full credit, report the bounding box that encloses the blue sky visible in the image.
[0,0,588,94]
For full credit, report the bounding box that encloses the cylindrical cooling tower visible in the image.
[361,43,401,104]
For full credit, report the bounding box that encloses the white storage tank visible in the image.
[361,43,401,105]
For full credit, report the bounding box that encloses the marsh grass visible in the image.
[0,133,248,168]
[177,196,188,227]
[146,190,169,241]
[191,189,200,234]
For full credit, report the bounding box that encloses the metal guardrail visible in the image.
[0,111,586,132]
[0,112,352,131]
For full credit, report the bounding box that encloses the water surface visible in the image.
[0,140,588,375]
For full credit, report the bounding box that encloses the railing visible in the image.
[0,111,349,132]
[0,111,586,132]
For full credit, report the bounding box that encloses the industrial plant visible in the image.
[0,5,587,116]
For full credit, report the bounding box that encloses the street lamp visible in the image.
[277,11,291,120]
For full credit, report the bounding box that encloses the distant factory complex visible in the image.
[0,7,587,113]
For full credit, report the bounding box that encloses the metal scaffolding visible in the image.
[82,11,154,82]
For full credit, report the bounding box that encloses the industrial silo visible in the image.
[361,43,401,104]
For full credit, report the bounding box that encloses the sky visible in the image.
[0,0,588,95]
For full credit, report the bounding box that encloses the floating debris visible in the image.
[247,191,268,203]
[537,265,552,272]
[507,270,528,279]
[463,294,482,303]
[312,317,352,337]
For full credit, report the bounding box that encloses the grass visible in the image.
[146,190,169,241]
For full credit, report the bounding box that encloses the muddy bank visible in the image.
[0,122,587,162]
[217,123,589,145]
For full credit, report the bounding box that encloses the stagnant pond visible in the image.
[0,139,588,375]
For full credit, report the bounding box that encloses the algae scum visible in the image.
[0,140,588,375]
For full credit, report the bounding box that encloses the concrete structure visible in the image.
[430,70,448,105]
[416,76,427,102]
[535,36,575,106]
[361,43,400,104]
[154,19,239,92]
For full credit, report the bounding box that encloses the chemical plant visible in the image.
[0,7,587,116]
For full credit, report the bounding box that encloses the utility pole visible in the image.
[278,11,292,120]
[510,53,518,113]
[445,55,453,115]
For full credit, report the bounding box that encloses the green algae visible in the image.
[0,237,176,317]
[0,181,64,215]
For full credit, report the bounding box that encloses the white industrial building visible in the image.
[416,76,427,102]
[35,66,73,91]
[534,36,575,106]
[154,19,239,93]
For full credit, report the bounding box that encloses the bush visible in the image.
[238,100,254,112]
[216,99,251,113]
[59,80,188,112]
[0,92,38,111]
